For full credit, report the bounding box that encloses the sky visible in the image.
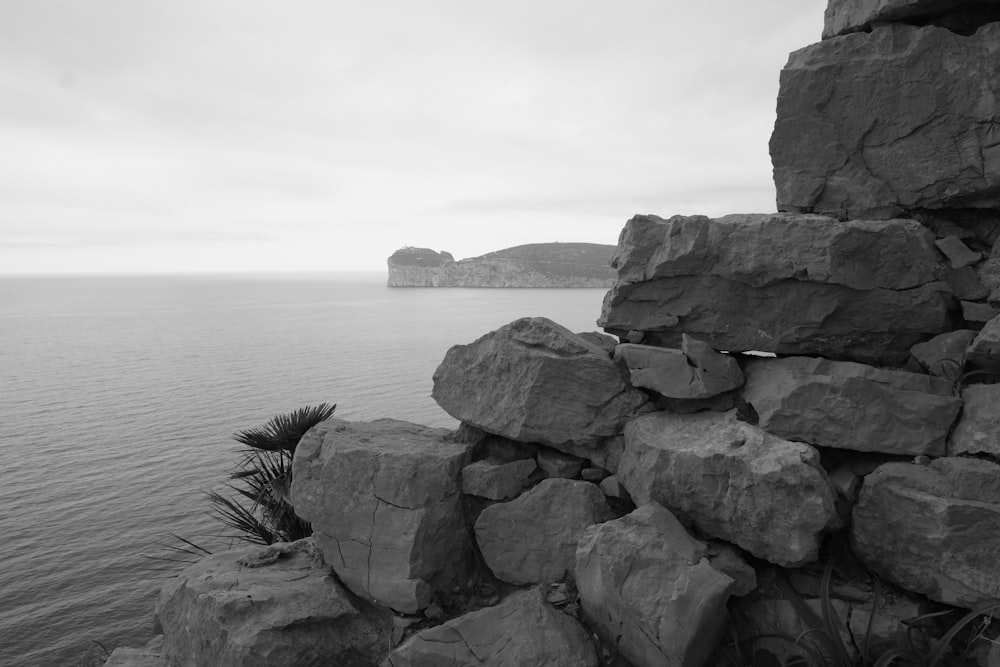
[0,0,828,274]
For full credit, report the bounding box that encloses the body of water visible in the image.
[0,272,609,666]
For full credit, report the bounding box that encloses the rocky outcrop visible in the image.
[742,356,962,456]
[432,317,649,458]
[615,336,743,399]
[618,411,840,566]
[575,504,735,667]
[382,588,598,667]
[772,23,1000,219]
[852,458,1000,609]
[598,213,954,366]
[291,419,471,614]
[387,243,615,287]
[823,0,1000,38]
[153,539,391,667]
[474,478,612,585]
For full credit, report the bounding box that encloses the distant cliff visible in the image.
[387,243,616,287]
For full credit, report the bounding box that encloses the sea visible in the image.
[0,272,610,667]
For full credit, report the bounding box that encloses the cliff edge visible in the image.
[386,243,615,287]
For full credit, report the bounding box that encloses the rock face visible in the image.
[772,23,1000,219]
[949,384,1000,457]
[382,588,598,667]
[291,419,471,614]
[474,478,613,585]
[432,317,649,457]
[153,539,391,667]
[615,336,743,399]
[599,214,953,366]
[618,411,840,566]
[575,504,735,667]
[852,458,1000,609]
[823,0,1000,38]
[742,356,962,456]
[387,243,616,287]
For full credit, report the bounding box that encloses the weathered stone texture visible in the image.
[615,336,743,399]
[461,458,537,501]
[823,0,1000,38]
[575,504,734,667]
[742,356,962,456]
[382,588,598,667]
[475,478,613,585]
[852,458,1000,609]
[967,314,1000,369]
[618,411,839,566]
[153,539,391,667]
[772,23,1000,219]
[432,317,648,456]
[291,419,471,614]
[949,384,1000,457]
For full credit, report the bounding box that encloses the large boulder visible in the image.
[742,356,962,456]
[599,214,953,366]
[949,384,1000,457]
[618,411,839,566]
[772,23,1000,219]
[291,419,471,614]
[615,336,743,399]
[382,588,598,666]
[575,504,735,667]
[432,317,649,457]
[153,539,391,667]
[474,478,613,585]
[823,0,1000,39]
[852,458,1000,609]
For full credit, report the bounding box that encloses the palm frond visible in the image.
[233,403,336,453]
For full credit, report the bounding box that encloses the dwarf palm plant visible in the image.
[207,403,336,545]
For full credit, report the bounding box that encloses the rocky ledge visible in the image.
[386,242,616,288]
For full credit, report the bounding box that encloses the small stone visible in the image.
[962,301,999,326]
[909,329,976,379]
[967,314,1000,369]
[598,475,631,501]
[580,467,609,482]
[939,265,989,300]
[949,384,1000,457]
[461,457,537,500]
[936,236,982,269]
[423,602,444,620]
[626,330,644,343]
[537,447,585,479]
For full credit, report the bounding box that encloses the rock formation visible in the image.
[387,242,616,288]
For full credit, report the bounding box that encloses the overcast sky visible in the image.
[1,0,827,274]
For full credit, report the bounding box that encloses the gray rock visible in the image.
[938,265,988,301]
[852,458,1000,609]
[432,317,649,457]
[967,314,1000,369]
[536,447,584,479]
[153,539,391,667]
[475,478,612,585]
[949,384,1000,457]
[102,637,164,667]
[575,504,734,667]
[461,458,536,501]
[618,411,840,566]
[909,329,975,378]
[291,419,471,613]
[962,300,998,325]
[382,588,598,667]
[936,236,982,269]
[598,475,631,501]
[576,330,618,356]
[823,0,1000,38]
[742,356,961,456]
[615,336,743,399]
[773,24,1000,219]
[705,542,757,597]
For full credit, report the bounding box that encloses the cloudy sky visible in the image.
[1,0,827,274]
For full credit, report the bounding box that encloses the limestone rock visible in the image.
[742,356,961,456]
[773,23,1000,219]
[615,336,743,400]
[536,447,584,479]
[291,419,471,613]
[852,458,1000,609]
[575,504,734,667]
[461,458,537,501]
[382,588,598,667]
[909,329,975,377]
[153,539,391,667]
[949,384,1000,457]
[967,314,1000,369]
[618,411,839,566]
[600,214,952,366]
[475,478,613,585]
[432,317,649,457]
[823,0,1000,38]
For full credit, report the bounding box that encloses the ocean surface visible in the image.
[0,272,610,667]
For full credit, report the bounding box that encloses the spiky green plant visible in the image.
[207,403,336,545]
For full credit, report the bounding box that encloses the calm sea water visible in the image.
[0,272,610,667]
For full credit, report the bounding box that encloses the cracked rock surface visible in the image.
[291,418,471,614]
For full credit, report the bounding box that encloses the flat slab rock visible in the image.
[966,313,1000,370]
[575,504,735,667]
[950,384,1000,457]
[742,356,961,456]
[474,478,613,585]
[153,538,391,667]
[772,23,1000,219]
[615,336,743,400]
[291,418,471,614]
[618,410,840,567]
[432,317,648,457]
[823,0,1000,38]
[599,214,952,366]
[852,458,1000,609]
[382,587,598,667]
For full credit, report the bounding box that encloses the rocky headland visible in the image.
[108,1,1000,665]
[386,242,616,288]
